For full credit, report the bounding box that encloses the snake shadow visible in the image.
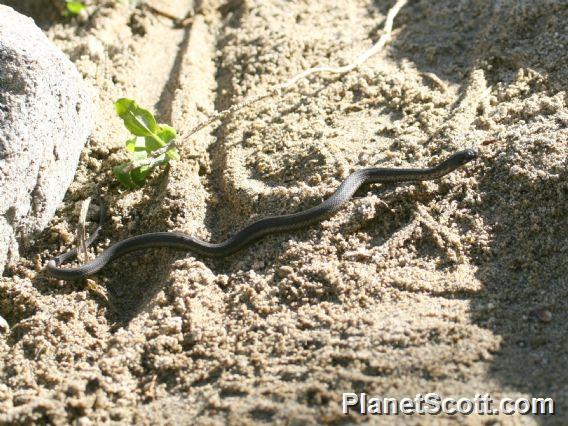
[72,16,195,326]
[103,181,433,325]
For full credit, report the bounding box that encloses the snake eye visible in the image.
[463,149,477,162]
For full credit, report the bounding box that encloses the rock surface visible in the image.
[0,5,93,273]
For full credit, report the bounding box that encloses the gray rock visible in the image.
[0,5,93,273]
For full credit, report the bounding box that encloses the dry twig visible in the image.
[76,197,92,262]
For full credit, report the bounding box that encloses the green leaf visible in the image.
[132,149,148,161]
[115,98,157,137]
[65,1,85,15]
[156,124,176,142]
[113,97,181,189]
[131,166,151,185]
[125,137,137,152]
[126,136,150,155]
[144,135,164,151]
[113,164,139,189]
[156,124,180,160]
[144,124,176,151]
[165,147,180,161]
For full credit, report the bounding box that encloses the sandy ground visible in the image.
[0,0,566,424]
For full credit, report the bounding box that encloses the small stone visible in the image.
[161,317,183,335]
[343,249,372,260]
[0,315,9,333]
[86,36,104,61]
[535,308,552,323]
[278,266,294,276]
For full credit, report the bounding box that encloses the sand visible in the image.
[0,0,566,424]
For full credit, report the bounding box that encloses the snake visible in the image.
[46,149,477,280]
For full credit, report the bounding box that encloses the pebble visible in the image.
[161,316,183,334]
[86,36,105,61]
[0,315,9,333]
[278,266,294,276]
[535,308,552,323]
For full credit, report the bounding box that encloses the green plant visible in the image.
[113,98,180,189]
[64,1,86,16]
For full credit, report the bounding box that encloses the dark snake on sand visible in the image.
[46,149,477,280]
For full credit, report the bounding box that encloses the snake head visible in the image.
[436,149,477,174]
[457,149,478,165]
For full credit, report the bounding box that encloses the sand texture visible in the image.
[0,0,566,424]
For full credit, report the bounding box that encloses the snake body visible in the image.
[46,149,477,280]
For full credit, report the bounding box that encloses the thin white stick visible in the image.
[124,0,407,173]
[277,0,407,91]
[76,197,91,262]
